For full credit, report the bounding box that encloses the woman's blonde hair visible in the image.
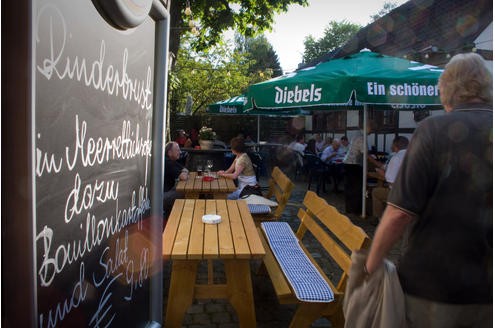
[438,53,492,109]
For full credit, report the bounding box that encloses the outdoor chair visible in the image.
[304,153,329,195]
[247,151,264,180]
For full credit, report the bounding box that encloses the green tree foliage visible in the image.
[169,0,308,66]
[370,1,400,22]
[169,37,264,116]
[302,20,361,64]
[235,34,283,77]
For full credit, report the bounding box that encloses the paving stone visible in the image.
[211,312,232,324]
[186,304,205,314]
[190,313,211,326]
[204,303,227,314]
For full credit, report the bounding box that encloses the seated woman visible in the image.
[218,136,257,200]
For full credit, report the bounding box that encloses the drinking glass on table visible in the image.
[197,162,203,177]
[206,160,213,176]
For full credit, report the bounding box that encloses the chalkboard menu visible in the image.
[3,0,168,326]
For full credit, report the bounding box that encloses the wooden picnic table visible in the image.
[162,199,265,327]
[175,171,237,199]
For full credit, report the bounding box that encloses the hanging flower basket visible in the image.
[199,126,216,149]
[199,126,216,140]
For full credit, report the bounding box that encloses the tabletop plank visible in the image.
[217,178,229,191]
[210,179,220,193]
[184,173,196,189]
[193,175,203,191]
[203,200,220,259]
[226,200,252,259]
[172,199,195,259]
[188,199,206,260]
[237,201,266,258]
[163,199,185,260]
[176,172,236,198]
[217,200,235,258]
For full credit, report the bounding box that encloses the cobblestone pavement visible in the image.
[162,174,401,327]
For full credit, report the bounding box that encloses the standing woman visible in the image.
[218,136,257,199]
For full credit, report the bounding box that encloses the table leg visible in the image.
[207,259,214,284]
[165,260,198,328]
[224,259,256,327]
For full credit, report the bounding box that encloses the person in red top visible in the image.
[175,129,189,147]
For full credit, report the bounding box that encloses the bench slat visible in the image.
[303,192,370,251]
[298,209,353,276]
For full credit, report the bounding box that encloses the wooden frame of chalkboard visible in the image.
[3,0,170,326]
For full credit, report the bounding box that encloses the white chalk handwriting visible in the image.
[38,262,88,328]
[37,187,150,287]
[64,174,119,223]
[36,4,153,110]
[64,115,152,172]
[35,115,152,177]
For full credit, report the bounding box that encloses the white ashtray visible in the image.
[202,214,221,224]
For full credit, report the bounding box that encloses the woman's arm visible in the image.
[220,162,244,180]
[218,158,236,175]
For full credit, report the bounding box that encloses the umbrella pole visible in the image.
[257,115,260,143]
[362,105,368,218]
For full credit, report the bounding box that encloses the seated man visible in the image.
[288,134,306,172]
[371,136,409,221]
[163,141,189,224]
[320,139,346,192]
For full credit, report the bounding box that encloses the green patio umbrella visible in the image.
[206,95,249,114]
[246,49,442,110]
[206,95,311,116]
[246,49,444,217]
[206,95,311,142]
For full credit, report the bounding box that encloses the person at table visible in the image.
[340,135,349,154]
[321,139,346,193]
[175,129,190,148]
[218,136,257,200]
[342,121,374,214]
[320,139,344,164]
[370,136,409,221]
[289,134,306,170]
[163,141,188,221]
[304,138,318,156]
[188,128,199,148]
[314,134,325,153]
[288,134,306,155]
[320,136,333,153]
[365,53,492,327]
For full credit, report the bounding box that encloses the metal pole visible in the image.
[149,1,169,324]
[257,115,260,143]
[361,105,368,218]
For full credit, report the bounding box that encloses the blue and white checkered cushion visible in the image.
[261,222,334,303]
[248,204,271,214]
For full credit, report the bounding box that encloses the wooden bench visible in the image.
[261,166,295,220]
[258,191,371,327]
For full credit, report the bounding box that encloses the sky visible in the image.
[265,0,408,73]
